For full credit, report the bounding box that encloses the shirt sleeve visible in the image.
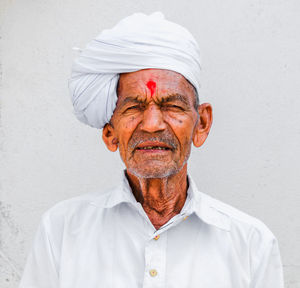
[19,214,60,288]
[249,227,284,288]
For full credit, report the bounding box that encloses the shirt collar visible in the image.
[101,171,230,232]
[188,177,231,231]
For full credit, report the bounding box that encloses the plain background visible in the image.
[0,0,299,287]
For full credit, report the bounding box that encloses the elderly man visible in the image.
[20,12,284,288]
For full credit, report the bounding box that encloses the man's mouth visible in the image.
[135,142,173,152]
[136,146,171,151]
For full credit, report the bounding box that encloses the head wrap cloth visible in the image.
[69,12,201,129]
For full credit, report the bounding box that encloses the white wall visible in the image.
[1,0,299,287]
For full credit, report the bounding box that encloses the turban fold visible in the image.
[69,12,202,129]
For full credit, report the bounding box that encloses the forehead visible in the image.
[117,69,195,98]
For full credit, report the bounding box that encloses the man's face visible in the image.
[107,69,201,178]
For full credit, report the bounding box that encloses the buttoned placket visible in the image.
[126,183,194,288]
[142,230,167,288]
[142,212,192,288]
[132,203,191,288]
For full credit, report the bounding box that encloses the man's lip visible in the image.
[135,141,173,150]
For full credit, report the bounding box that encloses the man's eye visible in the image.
[163,104,185,111]
[125,105,142,111]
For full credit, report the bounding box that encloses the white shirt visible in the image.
[19,174,284,288]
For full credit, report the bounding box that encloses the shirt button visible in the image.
[154,235,160,240]
[149,269,158,277]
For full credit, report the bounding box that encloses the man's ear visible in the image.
[193,103,213,147]
[102,123,118,152]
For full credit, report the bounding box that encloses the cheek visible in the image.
[164,112,185,124]
[119,115,141,131]
[164,113,194,134]
[163,114,195,148]
[117,115,141,146]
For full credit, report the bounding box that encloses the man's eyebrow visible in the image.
[160,94,190,106]
[119,94,190,106]
[119,96,145,106]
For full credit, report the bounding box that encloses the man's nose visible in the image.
[140,104,166,133]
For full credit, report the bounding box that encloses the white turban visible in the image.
[69,12,201,129]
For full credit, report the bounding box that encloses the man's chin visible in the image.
[127,165,179,179]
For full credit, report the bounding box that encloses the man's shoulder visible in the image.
[199,191,276,242]
[41,186,120,223]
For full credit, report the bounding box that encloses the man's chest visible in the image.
[57,212,250,288]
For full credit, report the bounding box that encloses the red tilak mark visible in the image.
[146,80,156,97]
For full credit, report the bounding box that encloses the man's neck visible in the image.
[126,165,188,230]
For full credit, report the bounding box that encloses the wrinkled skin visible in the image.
[103,69,212,229]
